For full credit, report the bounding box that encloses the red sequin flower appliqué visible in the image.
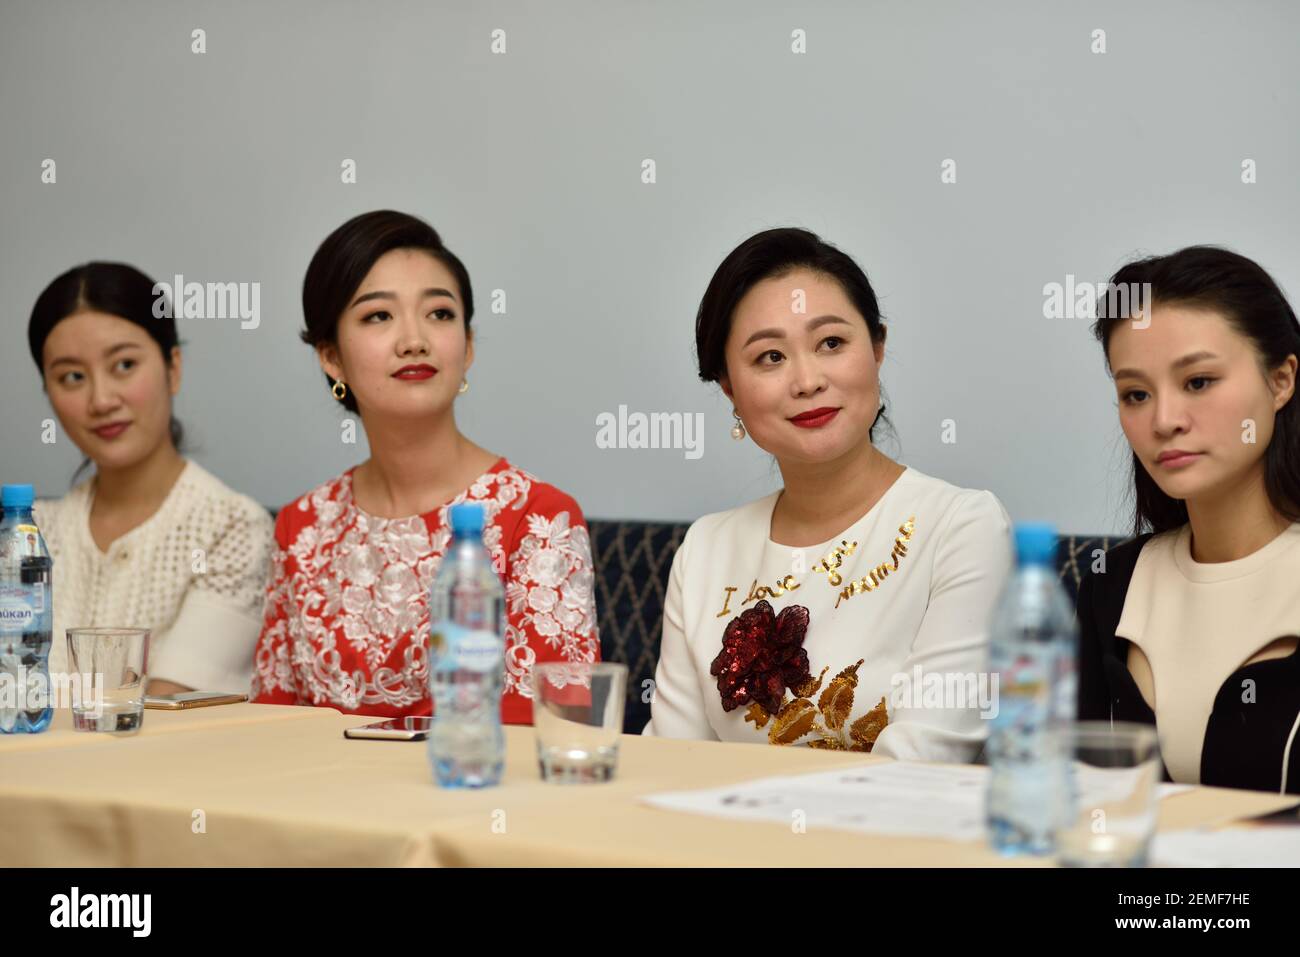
[709,599,812,714]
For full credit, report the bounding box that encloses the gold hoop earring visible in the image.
[332,380,347,400]
[458,379,469,394]
[731,409,746,441]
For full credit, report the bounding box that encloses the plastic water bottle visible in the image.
[985,522,1077,854]
[0,484,54,734]
[427,503,506,788]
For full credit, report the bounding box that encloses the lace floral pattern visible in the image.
[503,512,598,696]
[251,460,600,720]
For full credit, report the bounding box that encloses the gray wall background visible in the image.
[2,0,1297,533]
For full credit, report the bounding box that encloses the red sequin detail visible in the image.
[709,599,811,714]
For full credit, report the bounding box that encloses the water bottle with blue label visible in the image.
[427,503,506,788]
[0,484,54,734]
[985,522,1077,854]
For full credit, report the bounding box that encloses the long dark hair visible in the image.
[1093,245,1300,534]
[28,262,185,484]
[301,210,474,414]
[695,227,891,442]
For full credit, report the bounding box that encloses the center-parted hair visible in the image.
[301,210,475,414]
[28,262,185,481]
[1093,245,1300,535]
[694,227,889,441]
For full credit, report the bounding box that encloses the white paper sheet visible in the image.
[1152,828,1300,868]
[644,762,988,840]
[644,761,1191,842]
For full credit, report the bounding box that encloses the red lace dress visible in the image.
[250,458,600,723]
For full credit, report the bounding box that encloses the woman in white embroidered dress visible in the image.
[250,211,599,723]
[645,228,1013,761]
[28,262,273,695]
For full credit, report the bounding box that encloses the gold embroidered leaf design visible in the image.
[849,696,889,750]
[817,659,864,731]
[792,665,828,699]
[768,697,818,745]
[743,702,771,729]
[807,736,844,751]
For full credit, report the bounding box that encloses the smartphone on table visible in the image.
[144,691,249,710]
[343,716,434,741]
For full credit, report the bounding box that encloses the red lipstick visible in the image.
[788,407,839,429]
[91,422,130,440]
[393,364,437,380]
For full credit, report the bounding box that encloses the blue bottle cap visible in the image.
[1013,522,1057,565]
[1,484,34,508]
[449,502,486,537]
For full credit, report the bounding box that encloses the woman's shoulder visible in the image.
[177,460,275,534]
[480,459,593,548]
[32,479,88,557]
[272,469,354,535]
[675,492,782,562]
[1080,530,1162,604]
[896,464,998,506]
[32,474,92,530]
[481,458,580,512]
[1107,529,1163,562]
[895,466,1011,538]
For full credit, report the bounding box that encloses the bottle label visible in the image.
[0,585,40,632]
[11,526,43,559]
[428,622,502,673]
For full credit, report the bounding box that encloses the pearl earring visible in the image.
[731,409,746,441]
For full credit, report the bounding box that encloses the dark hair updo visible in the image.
[695,227,890,441]
[301,210,475,414]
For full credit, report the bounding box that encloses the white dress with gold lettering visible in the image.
[644,467,1013,763]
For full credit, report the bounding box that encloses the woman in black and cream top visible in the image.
[1079,245,1300,794]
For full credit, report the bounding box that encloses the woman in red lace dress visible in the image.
[250,211,599,723]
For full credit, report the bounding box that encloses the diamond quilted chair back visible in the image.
[586,520,1124,734]
[1054,534,1124,605]
[586,519,689,733]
